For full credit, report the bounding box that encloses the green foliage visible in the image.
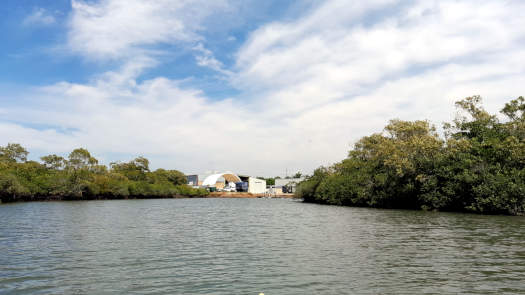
[296,96,525,215]
[257,177,276,185]
[0,173,30,201]
[295,167,331,202]
[0,146,207,202]
[68,148,98,170]
[149,169,187,185]
[41,154,66,170]
[110,157,150,181]
[0,143,28,163]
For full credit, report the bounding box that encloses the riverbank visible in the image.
[208,192,295,198]
[0,194,197,203]
[0,192,297,203]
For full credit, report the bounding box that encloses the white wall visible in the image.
[248,177,266,194]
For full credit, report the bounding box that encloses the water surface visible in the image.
[1,198,524,294]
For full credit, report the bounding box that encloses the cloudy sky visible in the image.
[1,0,524,176]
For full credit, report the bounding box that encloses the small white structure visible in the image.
[248,177,266,194]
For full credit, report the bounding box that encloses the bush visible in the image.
[0,146,208,202]
[296,96,525,215]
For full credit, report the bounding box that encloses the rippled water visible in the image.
[1,198,524,294]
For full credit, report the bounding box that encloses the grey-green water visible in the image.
[1,198,524,294]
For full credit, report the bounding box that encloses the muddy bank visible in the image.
[0,193,297,203]
[208,192,295,198]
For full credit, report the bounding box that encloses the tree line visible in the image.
[0,146,208,202]
[296,96,525,215]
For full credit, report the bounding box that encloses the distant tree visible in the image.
[257,177,275,185]
[0,174,29,201]
[296,95,525,215]
[501,96,525,139]
[133,156,150,173]
[111,157,150,181]
[41,154,66,170]
[293,172,302,178]
[0,143,28,163]
[0,147,207,202]
[295,167,331,202]
[501,96,525,121]
[67,148,98,170]
[150,169,187,185]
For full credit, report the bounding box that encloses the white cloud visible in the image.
[3,0,525,176]
[193,43,231,75]
[232,0,525,155]
[67,0,230,60]
[23,8,56,26]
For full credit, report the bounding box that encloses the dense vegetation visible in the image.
[296,96,525,215]
[0,146,208,202]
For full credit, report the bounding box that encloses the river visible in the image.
[1,198,524,294]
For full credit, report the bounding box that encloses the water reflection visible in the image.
[1,199,524,294]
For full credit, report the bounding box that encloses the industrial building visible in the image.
[186,175,200,186]
[274,177,305,194]
[244,176,266,194]
[199,172,267,194]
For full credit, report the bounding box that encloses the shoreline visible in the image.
[0,192,297,204]
[208,192,295,198]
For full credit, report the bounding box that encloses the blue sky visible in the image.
[1,0,525,176]
[0,0,303,92]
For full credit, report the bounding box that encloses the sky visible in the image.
[1,0,525,177]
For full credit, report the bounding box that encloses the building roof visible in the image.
[202,173,242,186]
[275,177,305,187]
